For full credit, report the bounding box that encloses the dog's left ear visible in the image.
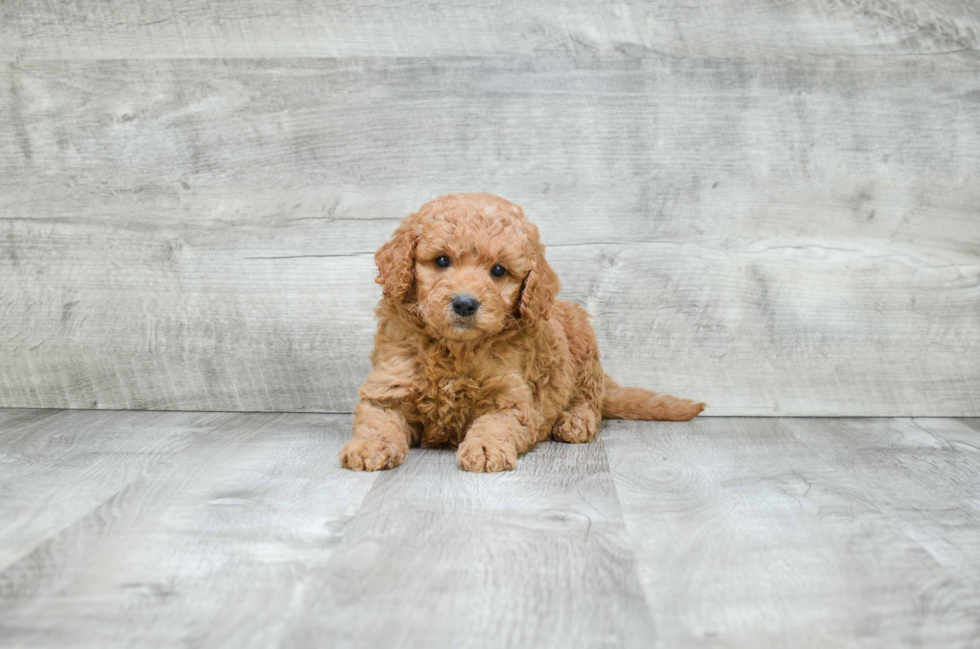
[375,212,420,303]
[518,221,560,326]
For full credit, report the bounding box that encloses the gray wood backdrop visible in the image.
[1,1,979,416]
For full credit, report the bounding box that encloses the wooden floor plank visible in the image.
[779,417,980,590]
[280,438,655,649]
[958,418,980,434]
[4,412,980,647]
[0,408,233,571]
[0,412,379,648]
[602,417,980,648]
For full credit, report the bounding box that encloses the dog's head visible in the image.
[375,193,559,341]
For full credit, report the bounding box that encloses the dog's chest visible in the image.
[413,367,491,447]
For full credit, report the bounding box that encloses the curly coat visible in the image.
[340,193,705,473]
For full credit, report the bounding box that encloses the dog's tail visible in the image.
[601,374,706,421]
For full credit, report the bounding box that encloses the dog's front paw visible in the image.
[457,436,517,473]
[339,437,407,471]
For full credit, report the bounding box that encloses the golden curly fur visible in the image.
[339,193,705,473]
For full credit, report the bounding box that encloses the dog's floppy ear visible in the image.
[375,212,420,303]
[518,221,560,326]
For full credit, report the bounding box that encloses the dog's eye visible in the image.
[435,256,451,268]
[490,264,506,277]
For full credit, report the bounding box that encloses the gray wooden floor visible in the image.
[1,410,979,648]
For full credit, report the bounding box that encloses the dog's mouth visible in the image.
[448,321,480,336]
[442,318,487,341]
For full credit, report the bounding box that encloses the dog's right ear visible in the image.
[375,212,419,303]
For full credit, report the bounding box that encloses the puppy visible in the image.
[340,193,704,473]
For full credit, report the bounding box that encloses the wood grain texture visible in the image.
[0,410,654,649]
[4,410,980,647]
[778,417,980,590]
[282,436,655,649]
[0,408,234,571]
[0,412,379,648]
[602,417,980,648]
[2,0,978,60]
[3,53,979,415]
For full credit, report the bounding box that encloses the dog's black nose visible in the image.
[451,294,480,317]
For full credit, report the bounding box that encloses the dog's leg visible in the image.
[339,400,415,471]
[552,401,601,444]
[457,406,539,473]
[552,348,604,444]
